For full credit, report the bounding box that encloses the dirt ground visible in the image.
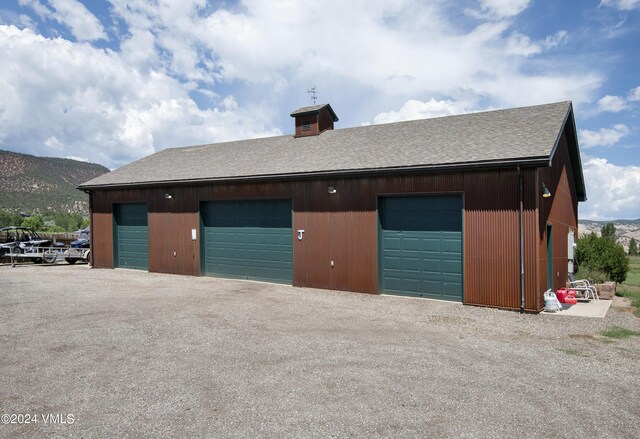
[1,263,639,438]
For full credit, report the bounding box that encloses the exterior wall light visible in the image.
[328,186,337,194]
[542,183,551,198]
[165,193,173,199]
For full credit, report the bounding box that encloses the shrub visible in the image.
[575,266,608,284]
[21,215,44,231]
[629,238,638,256]
[575,232,630,283]
[0,209,23,228]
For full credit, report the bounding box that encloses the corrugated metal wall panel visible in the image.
[91,211,113,268]
[88,165,575,310]
[536,132,579,310]
[465,170,520,309]
[461,168,540,311]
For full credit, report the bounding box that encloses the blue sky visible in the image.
[0,0,639,220]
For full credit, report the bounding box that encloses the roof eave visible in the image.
[290,103,339,122]
[77,156,550,191]
[547,102,587,202]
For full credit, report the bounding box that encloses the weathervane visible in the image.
[307,86,318,105]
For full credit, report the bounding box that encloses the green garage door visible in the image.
[201,199,292,283]
[380,195,463,301]
[113,203,148,270]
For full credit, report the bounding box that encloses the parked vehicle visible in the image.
[0,226,52,258]
[65,229,91,264]
[2,226,90,265]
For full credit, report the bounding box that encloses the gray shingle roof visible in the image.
[290,103,339,121]
[80,101,581,193]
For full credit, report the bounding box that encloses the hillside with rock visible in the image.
[578,219,640,252]
[0,150,109,215]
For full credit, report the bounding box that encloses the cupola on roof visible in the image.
[290,103,338,137]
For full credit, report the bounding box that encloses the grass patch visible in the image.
[600,326,640,339]
[618,256,640,317]
[617,287,640,317]
[623,256,640,287]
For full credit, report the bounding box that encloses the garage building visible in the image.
[79,101,586,312]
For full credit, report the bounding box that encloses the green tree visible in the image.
[576,232,630,283]
[0,210,23,228]
[629,238,639,256]
[21,215,44,231]
[601,223,617,242]
[41,211,87,232]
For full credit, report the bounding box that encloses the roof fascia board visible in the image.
[78,156,550,191]
[546,102,587,202]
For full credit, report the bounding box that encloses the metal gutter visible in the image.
[518,165,525,313]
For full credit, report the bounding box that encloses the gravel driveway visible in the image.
[1,264,639,438]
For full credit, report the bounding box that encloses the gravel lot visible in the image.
[1,263,639,438]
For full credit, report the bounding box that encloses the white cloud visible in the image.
[0,25,280,169]
[506,32,541,56]
[18,13,38,30]
[581,156,640,220]
[1,1,615,172]
[18,0,52,20]
[47,0,107,41]
[44,135,64,150]
[599,0,640,11]
[102,0,603,110]
[127,0,596,109]
[597,95,628,112]
[579,124,630,148]
[506,30,568,57]
[595,85,640,112]
[373,99,473,124]
[19,0,106,41]
[543,30,568,49]
[474,0,532,19]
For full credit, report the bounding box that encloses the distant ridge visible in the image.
[0,149,109,215]
[578,219,640,252]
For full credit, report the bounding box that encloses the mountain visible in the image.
[578,219,640,252]
[0,150,109,215]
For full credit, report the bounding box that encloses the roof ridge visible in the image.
[79,101,577,192]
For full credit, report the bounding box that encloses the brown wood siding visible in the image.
[294,114,319,137]
[536,132,579,310]
[318,108,335,133]
[90,163,567,311]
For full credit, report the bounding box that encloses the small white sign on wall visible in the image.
[192,229,197,241]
